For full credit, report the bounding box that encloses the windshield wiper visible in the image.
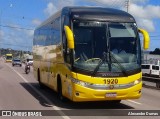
[92,52,109,76]
[92,51,128,77]
[109,52,128,76]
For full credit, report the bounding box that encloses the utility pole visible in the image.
[125,0,130,13]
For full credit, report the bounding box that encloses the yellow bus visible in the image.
[33,7,150,102]
[5,54,13,62]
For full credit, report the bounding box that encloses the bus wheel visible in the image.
[37,69,44,88]
[57,77,65,101]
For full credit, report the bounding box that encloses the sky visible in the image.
[0,0,160,51]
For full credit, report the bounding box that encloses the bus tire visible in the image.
[37,69,44,88]
[57,76,65,102]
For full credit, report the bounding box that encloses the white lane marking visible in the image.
[127,100,142,105]
[7,64,70,119]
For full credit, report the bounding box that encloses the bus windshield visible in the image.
[6,56,12,60]
[73,21,141,74]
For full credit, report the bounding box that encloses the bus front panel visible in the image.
[68,72,142,102]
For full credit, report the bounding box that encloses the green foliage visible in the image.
[150,48,160,55]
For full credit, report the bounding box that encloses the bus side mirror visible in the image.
[138,28,150,50]
[64,26,74,49]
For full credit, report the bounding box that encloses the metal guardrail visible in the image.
[142,76,160,89]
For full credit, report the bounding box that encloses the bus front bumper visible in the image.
[72,82,142,102]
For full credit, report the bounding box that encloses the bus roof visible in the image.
[63,6,135,22]
[37,6,135,29]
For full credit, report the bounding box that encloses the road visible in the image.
[0,58,160,119]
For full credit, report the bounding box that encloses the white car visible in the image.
[141,64,153,76]
[12,59,22,67]
[151,65,160,78]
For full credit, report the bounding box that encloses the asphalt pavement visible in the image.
[0,58,160,119]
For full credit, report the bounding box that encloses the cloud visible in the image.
[57,0,74,8]
[25,30,34,38]
[84,0,125,7]
[1,23,33,50]
[44,0,74,17]
[136,19,155,31]
[43,0,132,15]
[44,2,57,17]
[130,0,149,4]
[7,23,23,31]
[32,19,42,26]
[84,0,148,7]
[0,30,4,38]
[129,3,160,31]
[145,5,160,18]
[129,4,160,19]
[86,0,160,32]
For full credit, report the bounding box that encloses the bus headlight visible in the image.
[133,78,142,85]
[70,77,91,87]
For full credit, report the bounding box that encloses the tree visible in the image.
[150,48,160,55]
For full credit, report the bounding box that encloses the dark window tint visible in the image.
[141,65,150,69]
[13,60,21,62]
[6,56,12,60]
[152,66,159,70]
[33,17,61,46]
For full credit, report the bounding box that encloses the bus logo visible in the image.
[109,85,114,89]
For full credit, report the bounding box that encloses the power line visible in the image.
[150,36,160,37]
[0,24,34,30]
